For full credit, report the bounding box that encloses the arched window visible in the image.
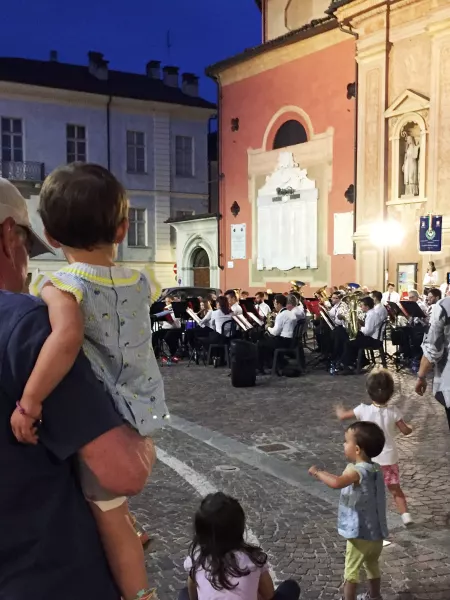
[273,120,307,149]
[192,247,209,268]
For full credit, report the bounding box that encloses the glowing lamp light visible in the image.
[369,220,405,248]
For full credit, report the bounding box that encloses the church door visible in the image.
[192,248,210,287]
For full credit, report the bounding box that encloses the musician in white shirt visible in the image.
[382,283,400,305]
[258,294,296,371]
[225,290,243,316]
[287,294,305,321]
[340,296,386,372]
[255,291,271,318]
[371,290,388,320]
[329,291,347,327]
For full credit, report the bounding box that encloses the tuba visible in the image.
[341,288,365,340]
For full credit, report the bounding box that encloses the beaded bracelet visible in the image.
[134,589,156,600]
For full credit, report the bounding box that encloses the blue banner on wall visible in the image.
[419,215,442,252]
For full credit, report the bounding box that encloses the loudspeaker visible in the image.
[230,340,257,388]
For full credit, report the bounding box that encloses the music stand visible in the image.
[387,302,403,324]
[400,301,426,320]
[186,297,201,313]
[150,301,165,315]
[172,301,188,319]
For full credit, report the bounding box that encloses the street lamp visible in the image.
[369,220,405,287]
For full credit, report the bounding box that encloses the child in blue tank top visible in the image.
[10,163,164,600]
[309,421,388,600]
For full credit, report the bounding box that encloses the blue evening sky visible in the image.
[1,0,261,101]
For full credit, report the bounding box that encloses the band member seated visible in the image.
[340,296,385,373]
[203,295,234,351]
[225,289,243,315]
[257,294,296,371]
[382,282,400,305]
[185,298,213,350]
[287,294,305,321]
[152,295,182,359]
[393,289,428,364]
[371,290,388,320]
[240,290,249,300]
[255,291,271,318]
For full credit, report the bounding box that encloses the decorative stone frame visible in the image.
[384,89,429,205]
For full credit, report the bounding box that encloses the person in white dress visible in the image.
[423,261,438,291]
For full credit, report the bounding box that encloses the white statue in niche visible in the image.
[401,130,420,197]
[258,152,315,197]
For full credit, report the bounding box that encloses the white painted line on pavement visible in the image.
[157,447,278,582]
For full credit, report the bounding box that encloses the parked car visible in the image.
[157,286,222,302]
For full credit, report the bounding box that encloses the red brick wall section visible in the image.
[219,37,356,294]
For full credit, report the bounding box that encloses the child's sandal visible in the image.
[130,513,151,551]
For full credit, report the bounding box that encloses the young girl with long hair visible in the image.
[180,492,300,600]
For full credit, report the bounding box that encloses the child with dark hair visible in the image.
[309,422,388,600]
[11,163,167,600]
[180,492,300,600]
[336,368,413,526]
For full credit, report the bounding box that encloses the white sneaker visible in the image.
[356,594,383,600]
[401,512,414,526]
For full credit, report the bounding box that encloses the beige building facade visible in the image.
[334,0,450,292]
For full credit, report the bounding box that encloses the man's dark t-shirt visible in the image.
[0,292,122,600]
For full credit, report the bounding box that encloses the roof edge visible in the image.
[206,17,337,76]
[165,212,220,224]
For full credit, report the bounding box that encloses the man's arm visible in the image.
[5,305,155,496]
[361,312,374,336]
[268,314,282,336]
[417,303,446,395]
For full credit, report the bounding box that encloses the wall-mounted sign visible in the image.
[419,214,442,252]
[333,212,354,255]
[231,224,246,260]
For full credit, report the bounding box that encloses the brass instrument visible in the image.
[290,280,305,295]
[265,310,276,330]
[319,305,335,330]
[313,286,335,330]
[341,288,365,340]
[314,286,329,304]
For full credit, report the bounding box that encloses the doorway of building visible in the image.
[192,247,210,287]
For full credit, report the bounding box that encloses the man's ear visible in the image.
[115,218,129,245]
[44,229,61,249]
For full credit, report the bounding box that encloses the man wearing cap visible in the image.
[0,178,155,599]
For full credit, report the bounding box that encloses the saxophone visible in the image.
[341,289,365,340]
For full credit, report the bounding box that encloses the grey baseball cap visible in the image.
[0,177,54,258]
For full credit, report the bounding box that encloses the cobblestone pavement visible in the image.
[131,361,450,600]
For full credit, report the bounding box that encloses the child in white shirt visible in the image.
[336,368,413,527]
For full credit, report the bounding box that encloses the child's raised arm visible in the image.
[10,284,84,444]
[335,404,356,421]
[309,465,360,489]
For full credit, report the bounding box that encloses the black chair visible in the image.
[270,320,306,377]
[356,320,388,374]
[207,320,237,367]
